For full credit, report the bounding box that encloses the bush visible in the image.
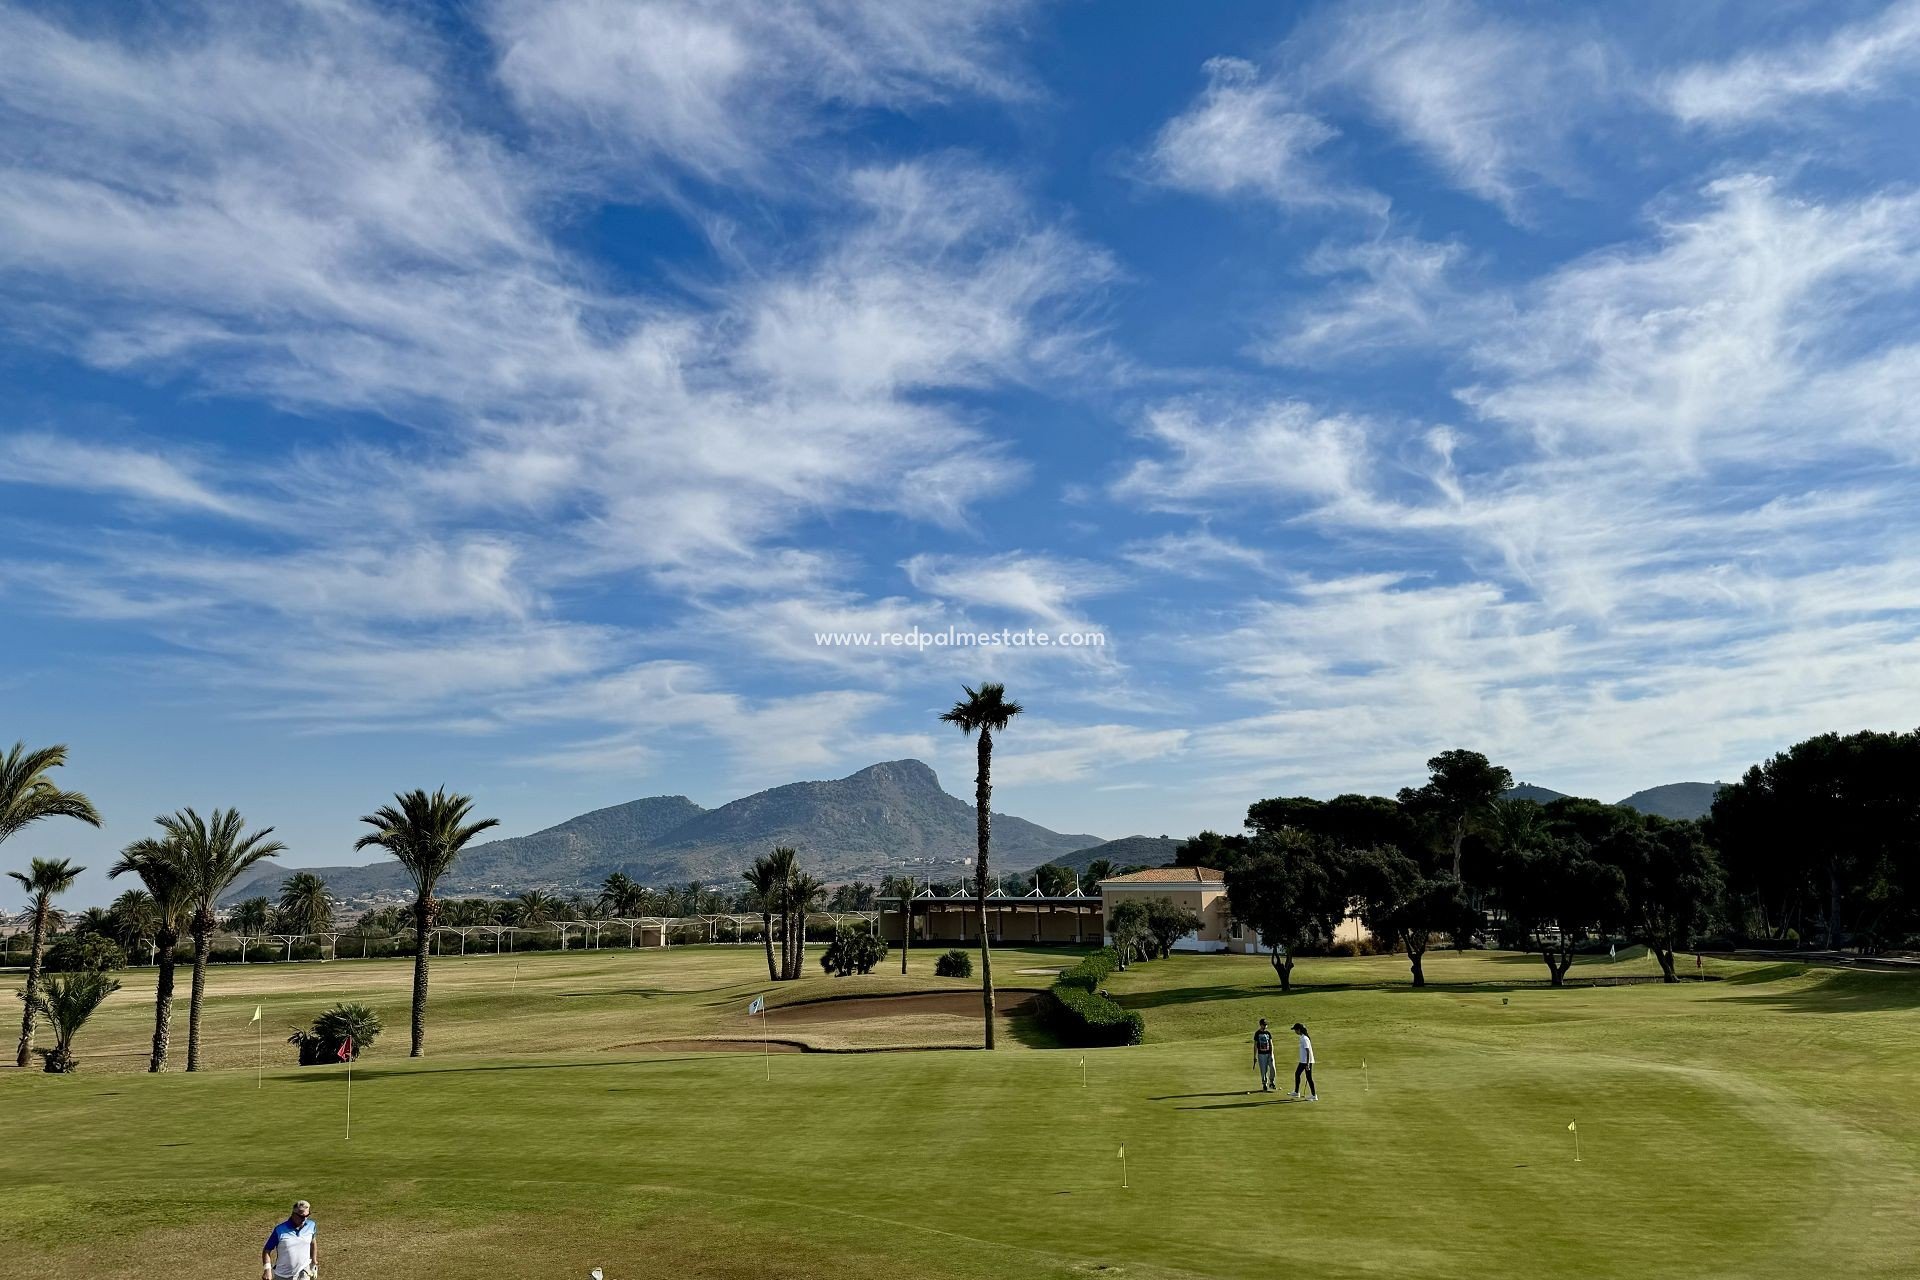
[935,948,973,978]
[288,1003,383,1065]
[43,933,125,974]
[1040,948,1143,1047]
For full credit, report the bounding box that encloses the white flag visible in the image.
[1609,943,1617,959]
[1567,1120,1577,1132]
[748,995,765,1016]
[250,1004,261,1024]
[1117,1143,1125,1159]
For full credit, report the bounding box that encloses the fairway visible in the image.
[4,946,1918,1280]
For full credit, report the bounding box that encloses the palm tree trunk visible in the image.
[150,927,179,1071]
[14,903,49,1067]
[186,923,211,1071]
[411,899,432,1056]
[974,729,997,1050]
[760,911,777,982]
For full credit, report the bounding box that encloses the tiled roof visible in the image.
[1097,866,1223,885]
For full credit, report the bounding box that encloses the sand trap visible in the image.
[760,989,1042,1025]
[613,1038,806,1054]
[1014,967,1065,975]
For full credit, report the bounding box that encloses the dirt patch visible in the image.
[761,989,1042,1025]
[1014,966,1064,975]
[611,1038,807,1054]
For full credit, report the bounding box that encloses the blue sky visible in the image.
[8,0,1920,905]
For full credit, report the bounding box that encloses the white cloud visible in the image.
[0,433,252,519]
[1144,57,1379,212]
[1258,236,1478,365]
[1112,401,1374,512]
[903,552,1122,631]
[1121,529,1271,578]
[988,721,1190,786]
[487,0,1034,180]
[1665,0,1920,127]
[1307,0,1608,218]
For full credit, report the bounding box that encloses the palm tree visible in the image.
[940,681,1024,1050]
[161,808,285,1070]
[1083,858,1115,888]
[277,871,334,937]
[107,889,160,962]
[10,857,86,1067]
[785,870,825,980]
[0,741,102,850]
[743,853,785,982]
[513,889,559,927]
[24,969,120,1073]
[229,896,271,957]
[355,789,498,1057]
[109,837,191,1071]
[73,906,114,938]
[599,872,646,917]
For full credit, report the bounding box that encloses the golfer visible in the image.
[263,1199,318,1280]
[1290,1022,1318,1101]
[1252,1017,1277,1092]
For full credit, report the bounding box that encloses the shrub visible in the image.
[1040,948,1143,1046]
[43,933,125,974]
[288,1002,383,1065]
[935,948,973,978]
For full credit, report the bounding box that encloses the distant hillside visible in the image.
[224,761,1098,904]
[1616,782,1724,821]
[1043,835,1185,877]
[1506,782,1574,804]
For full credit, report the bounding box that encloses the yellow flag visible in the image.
[1117,1144,1126,1159]
[250,1005,261,1024]
[1567,1121,1577,1132]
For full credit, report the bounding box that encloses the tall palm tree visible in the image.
[599,872,647,917]
[785,870,825,980]
[940,681,1023,1050]
[229,896,271,949]
[109,837,190,1071]
[161,808,285,1070]
[10,856,86,1067]
[355,789,498,1058]
[73,906,114,938]
[0,741,102,850]
[24,969,120,1073]
[743,853,785,982]
[277,871,334,937]
[513,889,559,927]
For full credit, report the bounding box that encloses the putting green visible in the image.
[3,945,1917,1279]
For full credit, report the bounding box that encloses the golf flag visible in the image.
[1609,943,1617,959]
[337,1036,353,1062]
[1117,1144,1126,1159]
[1567,1120,1577,1131]
[1567,1118,1581,1161]
[250,1004,261,1024]
[748,995,765,1015]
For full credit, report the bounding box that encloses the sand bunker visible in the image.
[614,1038,806,1054]
[760,989,1042,1025]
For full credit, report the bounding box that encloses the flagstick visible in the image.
[761,1006,771,1081]
[1573,1126,1580,1162]
[345,1056,352,1142]
[1121,1149,1128,1189]
[1079,1058,1086,1088]
[256,1017,262,1090]
[1363,1058,1369,1093]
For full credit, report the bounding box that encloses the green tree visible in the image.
[162,808,286,1070]
[10,857,86,1068]
[1106,899,1151,967]
[22,969,120,1073]
[511,890,559,928]
[940,681,1023,1050]
[1224,831,1347,992]
[784,869,825,980]
[1174,830,1251,875]
[1596,819,1723,981]
[276,871,333,936]
[1397,749,1514,879]
[1082,858,1116,887]
[1345,848,1465,987]
[354,789,499,1058]
[107,888,160,962]
[0,741,102,849]
[744,851,791,983]
[109,837,191,1071]
[229,896,272,939]
[599,872,646,917]
[1142,899,1204,959]
[288,1002,383,1065]
[1490,836,1627,987]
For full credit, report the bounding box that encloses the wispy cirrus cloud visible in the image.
[1664,0,1920,128]
[0,433,254,519]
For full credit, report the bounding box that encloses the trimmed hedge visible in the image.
[1041,947,1143,1046]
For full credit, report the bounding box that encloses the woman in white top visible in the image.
[1290,1022,1317,1101]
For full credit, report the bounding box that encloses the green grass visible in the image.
[3,944,1917,1279]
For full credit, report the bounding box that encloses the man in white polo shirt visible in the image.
[263,1199,318,1280]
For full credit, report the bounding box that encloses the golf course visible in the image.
[4,945,1917,1279]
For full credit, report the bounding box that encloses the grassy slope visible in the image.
[3,946,1917,1280]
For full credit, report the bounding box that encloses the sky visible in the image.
[7,0,1920,907]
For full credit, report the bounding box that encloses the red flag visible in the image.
[336,1036,354,1062]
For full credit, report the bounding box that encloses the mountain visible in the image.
[1616,782,1724,821]
[1506,782,1574,804]
[1043,835,1185,877]
[223,760,1099,904]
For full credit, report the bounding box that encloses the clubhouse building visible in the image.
[876,864,1264,954]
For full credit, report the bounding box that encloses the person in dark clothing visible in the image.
[1252,1017,1277,1091]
